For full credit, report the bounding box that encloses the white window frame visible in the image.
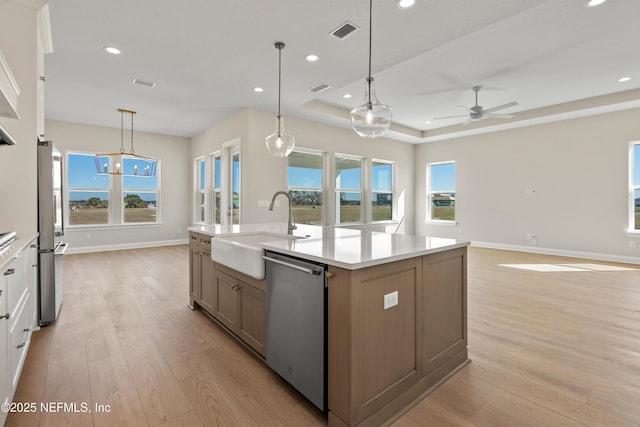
[193,156,206,224]
[288,148,326,225]
[370,159,395,223]
[426,160,456,223]
[629,141,640,233]
[211,151,222,225]
[66,151,161,228]
[335,153,364,225]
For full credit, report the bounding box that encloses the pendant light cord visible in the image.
[120,110,125,154]
[276,42,284,118]
[130,111,135,154]
[367,0,373,105]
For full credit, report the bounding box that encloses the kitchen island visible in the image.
[188,223,469,427]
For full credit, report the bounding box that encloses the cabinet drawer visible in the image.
[199,235,212,250]
[9,299,31,392]
[189,232,200,246]
[5,253,27,321]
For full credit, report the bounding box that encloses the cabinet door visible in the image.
[0,279,8,418]
[200,252,216,314]
[28,242,38,329]
[422,247,467,375]
[189,244,201,304]
[213,270,239,332]
[238,283,266,356]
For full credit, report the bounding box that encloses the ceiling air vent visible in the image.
[132,78,156,88]
[331,22,358,40]
[307,83,331,93]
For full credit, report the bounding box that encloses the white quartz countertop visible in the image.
[0,233,38,271]
[189,223,468,270]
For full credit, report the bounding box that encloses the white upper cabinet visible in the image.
[0,49,21,119]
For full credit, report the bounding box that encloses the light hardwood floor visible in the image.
[5,246,640,426]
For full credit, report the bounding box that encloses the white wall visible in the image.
[0,2,39,234]
[415,107,640,262]
[190,108,415,234]
[46,119,191,252]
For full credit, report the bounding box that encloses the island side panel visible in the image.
[328,266,351,426]
[422,246,467,375]
[349,257,422,425]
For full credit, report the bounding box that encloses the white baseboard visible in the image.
[66,239,189,254]
[471,241,640,265]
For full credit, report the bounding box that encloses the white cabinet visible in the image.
[0,49,21,119]
[0,235,37,427]
[0,274,8,426]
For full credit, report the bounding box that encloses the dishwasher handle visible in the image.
[263,255,322,275]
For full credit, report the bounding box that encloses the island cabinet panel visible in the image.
[328,257,423,426]
[188,234,201,307]
[210,263,267,357]
[237,283,266,356]
[212,269,240,332]
[199,254,216,313]
[328,247,468,427]
[422,247,467,375]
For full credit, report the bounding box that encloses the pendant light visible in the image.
[95,109,157,177]
[350,0,392,138]
[265,42,295,157]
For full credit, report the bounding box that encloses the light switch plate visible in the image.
[384,291,398,310]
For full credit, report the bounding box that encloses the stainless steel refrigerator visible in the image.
[37,140,68,325]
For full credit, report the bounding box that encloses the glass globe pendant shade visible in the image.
[350,77,392,138]
[265,115,295,157]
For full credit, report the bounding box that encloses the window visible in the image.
[231,151,240,225]
[428,161,456,222]
[122,157,159,224]
[196,157,205,223]
[288,150,324,225]
[631,142,640,230]
[68,153,110,225]
[213,153,221,224]
[67,152,160,226]
[335,155,362,224]
[371,160,393,221]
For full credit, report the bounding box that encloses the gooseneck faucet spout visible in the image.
[269,191,297,234]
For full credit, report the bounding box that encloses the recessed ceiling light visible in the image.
[104,46,121,55]
[619,76,632,82]
[343,94,352,99]
[586,0,607,7]
[425,121,431,124]
[397,0,416,9]
[305,54,319,62]
[253,87,264,93]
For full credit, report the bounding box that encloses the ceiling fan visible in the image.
[435,85,518,125]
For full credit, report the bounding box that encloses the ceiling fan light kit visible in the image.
[265,42,296,157]
[350,0,392,138]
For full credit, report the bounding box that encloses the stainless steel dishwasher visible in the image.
[263,251,327,411]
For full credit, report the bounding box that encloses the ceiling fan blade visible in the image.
[461,117,472,126]
[483,101,518,114]
[484,113,514,119]
[434,114,469,120]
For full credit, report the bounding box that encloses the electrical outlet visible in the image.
[257,200,269,208]
[630,240,637,249]
[85,233,91,240]
[531,234,537,246]
[384,291,398,310]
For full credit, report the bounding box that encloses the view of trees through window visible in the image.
[428,162,456,221]
[67,153,159,226]
[288,151,324,224]
[372,161,393,221]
